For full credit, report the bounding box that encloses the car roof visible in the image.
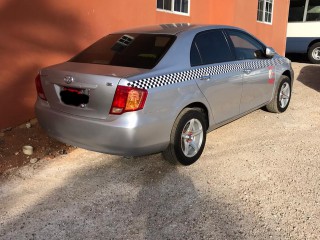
[113,23,240,35]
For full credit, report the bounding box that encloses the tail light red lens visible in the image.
[110,86,148,115]
[35,73,47,101]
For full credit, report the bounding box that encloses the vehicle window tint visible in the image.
[190,42,202,66]
[306,0,320,21]
[70,34,176,69]
[191,30,234,66]
[226,30,266,60]
[288,0,305,22]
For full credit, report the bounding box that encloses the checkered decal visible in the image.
[127,58,287,90]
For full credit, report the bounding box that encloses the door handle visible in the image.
[200,74,210,80]
[243,69,252,74]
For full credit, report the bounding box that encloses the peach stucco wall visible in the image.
[0,0,289,129]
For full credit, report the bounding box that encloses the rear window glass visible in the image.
[70,33,176,69]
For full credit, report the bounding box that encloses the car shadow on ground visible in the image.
[296,65,320,92]
[285,53,310,64]
[0,153,279,239]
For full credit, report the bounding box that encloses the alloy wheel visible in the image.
[181,118,203,157]
[279,82,291,108]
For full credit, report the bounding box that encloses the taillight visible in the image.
[35,73,47,101]
[110,86,148,115]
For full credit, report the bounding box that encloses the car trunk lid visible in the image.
[40,62,147,119]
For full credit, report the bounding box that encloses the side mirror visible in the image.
[265,47,276,58]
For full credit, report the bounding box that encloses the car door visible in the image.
[191,29,243,124]
[225,29,274,114]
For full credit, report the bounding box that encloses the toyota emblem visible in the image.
[64,75,74,84]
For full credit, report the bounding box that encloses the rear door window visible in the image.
[70,34,176,69]
[190,30,234,66]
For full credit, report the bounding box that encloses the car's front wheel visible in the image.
[266,75,291,113]
[163,108,207,165]
[308,42,320,64]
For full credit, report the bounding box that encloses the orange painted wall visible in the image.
[0,0,289,129]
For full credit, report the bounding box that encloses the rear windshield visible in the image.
[70,33,176,69]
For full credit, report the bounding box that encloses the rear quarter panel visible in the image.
[119,77,212,141]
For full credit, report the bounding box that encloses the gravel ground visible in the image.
[0,62,319,239]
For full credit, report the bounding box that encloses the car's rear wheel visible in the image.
[163,108,207,165]
[308,42,320,64]
[266,75,291,113]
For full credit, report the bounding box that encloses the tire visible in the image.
[266,75,291,113]
[163,108,207,166]
[308,42,320,64]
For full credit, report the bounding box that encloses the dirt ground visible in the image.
[0,120,75,175]
[0,62,320,239]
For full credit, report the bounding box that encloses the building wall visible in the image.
[0,0,289,129]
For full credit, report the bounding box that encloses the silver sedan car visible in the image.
[35,24,294,165]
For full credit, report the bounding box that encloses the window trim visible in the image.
[303,0,310,22]
[257,0,274,25]
[156,0,191,16]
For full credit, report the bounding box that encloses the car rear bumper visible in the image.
[35,100,170,156]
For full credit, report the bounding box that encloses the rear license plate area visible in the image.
[60,87,89,106]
